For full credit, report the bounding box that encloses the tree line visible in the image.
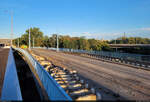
[109,37,150,44]
[109,36,150,55]
[13,27,110,51]
[13,27,150,52]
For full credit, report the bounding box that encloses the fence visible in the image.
[37,47,150,63]
[33,47,150,69]
[15,48,72,101]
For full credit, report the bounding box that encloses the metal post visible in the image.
[115,38,117,52]
[11,10,13,46]
[33,37,34,48]
[124,32,126,38]
[135,37,137,44]
[57,34,59,52]
[124,32,125,44]
[29,28,31,50]
[18,38,19,48]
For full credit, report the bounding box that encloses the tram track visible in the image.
[57,58,150,99]
[31,48,150,100]
[30,51,101,101]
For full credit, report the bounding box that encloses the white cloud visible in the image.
[59,27,150,40]
[140,27,150,31]
[81,32,92,37]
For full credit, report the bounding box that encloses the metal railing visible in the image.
[34,47,150,69]
[15,48,72,101]
[1,47,22,101]
[39,47,149,63]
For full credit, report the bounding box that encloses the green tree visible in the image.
[42,35,49,47]
[15,27,44,47]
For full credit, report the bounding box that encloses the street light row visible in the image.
[28,29,59,51]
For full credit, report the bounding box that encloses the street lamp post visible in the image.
[56,34,59,52]
[10,10,13,46]
[33,37,34,48]
[29,28,31,50]
[3,10,13,46]
[115,38,117,52]
[18,38,19,48]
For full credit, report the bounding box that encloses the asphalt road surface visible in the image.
[0,48,9,97]
[32,48,150,100]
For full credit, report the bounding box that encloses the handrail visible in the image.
[42,47,150,63]
[1,47,22,101]
[15,48,72,101]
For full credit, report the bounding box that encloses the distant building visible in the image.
[0,39,11,46]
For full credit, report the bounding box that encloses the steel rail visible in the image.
[35,47,150,70]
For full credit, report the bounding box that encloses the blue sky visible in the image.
[0,0,150,40]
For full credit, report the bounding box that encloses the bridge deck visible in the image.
[0,48,9,97]
[32,48,150,100]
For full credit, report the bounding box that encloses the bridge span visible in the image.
[0,47,150,101]
[109,44,150,48]
[32,48,150,100]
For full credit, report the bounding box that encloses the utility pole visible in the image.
[123,32,126,44]
[56,34,59,52]
[4,10,13,46]
[115,38,117,52]
[18,38,19,48]
[124,32,126,38]
[11,10,13,46]
[33,37,34,48]
[29,28,31,50]
[135,37,137,44]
